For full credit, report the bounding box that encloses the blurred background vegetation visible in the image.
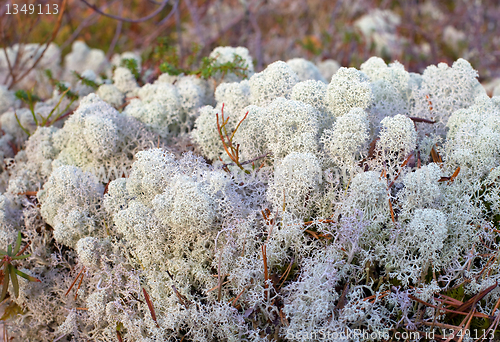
[1,0,500,83]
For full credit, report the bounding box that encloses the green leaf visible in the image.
[116,321,124,332]
[0,301,23,321]
[1,266,10,301]
[159,62,183,76]
[11,254,31,260]
[7,244,12,256]
[44,69,53,81]
[13,232,22,255]
[9,265,19,298]
[55,82,78,101]
[14,110,31,137]
[14,89,41,104]
[0,249,7,255]
[14,90,29,102]
[72,71,99,89]
[120,58,140,80]
[14,269,40,283]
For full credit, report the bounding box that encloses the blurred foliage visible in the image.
[72,71,100,89]
[159,49,249,80]
[120,58,141,81]
[1,0,499,80]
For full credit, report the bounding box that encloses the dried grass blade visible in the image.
[388,199,396,224]
[231,286,249,307]
[436,294,463,307]
[65,266,85,296]
[449,167,460,183]
[142,287,160,328]
[278,257,294,289]
[262,245,269,297]
[430,145,442,164]
[408,116,436,124]
[74,270,85,300]
[451,282,497,317]
[405,293,489,319]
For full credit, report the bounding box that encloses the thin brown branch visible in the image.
[388,152,414,188]
[219,153,270,169]
[303,217,336,226]
[478,312,500,340]
[65,266,85,297]
[166,269,190,309]
[457,307,475,342]
[1,39,16,85]
[79,0,169,23]
[17,191,38,197]
[216,104,251,174]
[105,1,123,59]
[305,229,333,240]
[439,167,461,183]
[142,287,160,328]
[141,0,180,48]
[449,282,497,319]
[74,269,85,300]
[61,0,121,51]
[449,167,461,183]
[15,241,31,257]
[172,284,189,308]
[399,290,490,319]
[262,244,268,299]
[184,0,205,46]
[9,0,68,89]
[207,280,230,293]
[231,285,249,307]
[230,111,248,142]
[408,116,436,124]
[388,198,396,224]
[430,145,442,164]
[278,257,294,289]
[435,294,464,307]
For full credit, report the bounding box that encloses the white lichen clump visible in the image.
[374,114,417,174]
[325,67,373,118]
[209,46,255,82]
[37,165,103,247]
[321,107,370,174]
[286,58,326,82]
[63,41,108,79]
[2,45,500,342]
[249,61,300,105]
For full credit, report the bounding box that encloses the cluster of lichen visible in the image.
[0,39,500,342]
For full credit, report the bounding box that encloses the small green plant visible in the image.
[72,71,100,90]
[120,58,141,81]
[14,89,42,107]
[44,69,79,101]
[160,52,249,80]
[14,85,76,136]
[0,232,40,301]
[143,38,199,72]
[216,104,251,174]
